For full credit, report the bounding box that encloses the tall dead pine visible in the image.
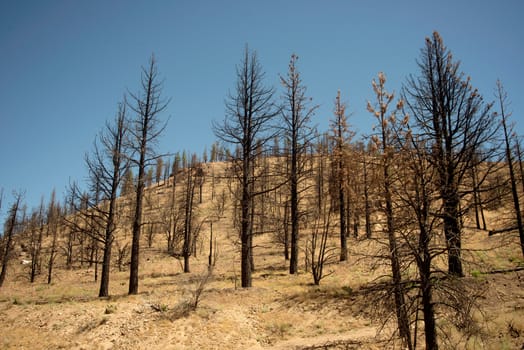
[330,91,352,262]
[496,80,524,257]
[403,32,499,277]
[280,53,317,274]
[368,72,412,349]
[213,46,280,288]
[0,192,23,288]
[127,55,169,295]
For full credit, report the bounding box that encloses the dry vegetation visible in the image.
[1,159,524,350]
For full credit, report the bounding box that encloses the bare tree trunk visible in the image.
[129,154,145,294]
[241,174,252,287]
[497,81,524,257]
[515,138,524,195]
[443,194,463,276]
[47,191,59,285]
[338,171,347,261]
[183,166,196,273]
[283,199,289,260]
[471,166,481,230]
[384,169,412,348]
[308,201,334,285]
[289,154,299,273]
[47,229,58,284]
[0,193,22,287]
[363,153,372,238]
[30,200,45,283]
[208,222,213,267]
[167,167,178,255]
[471,164,486,230]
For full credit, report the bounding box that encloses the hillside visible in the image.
[1,160,524,349]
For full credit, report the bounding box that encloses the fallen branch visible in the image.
[488,226,518,236]
[485,266,524,274]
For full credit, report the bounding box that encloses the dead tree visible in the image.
[0,192,23,288]
[84,100,129,297]
[470,160,487,231]
[27,198,45,283]
[496,80,524,257]
[368,72,412,349]
[330,91,353,261]
[155,157,164,185]
[63,189,77,269]
[182,156,198,272]
[127,55,169,295]
[394,123,488,350]
[515,137,524,195]
[306,184,337,285]
[280,53,317,274]
[46,190,61,285]
[163,153,181,255]
[213,46,280,288]
[403,32,500,277]
[394,132,440,350]
[355,141,374,239]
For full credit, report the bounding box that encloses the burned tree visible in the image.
[0,192,23,288]
[84,101,129,297]
[330,91,353,261]
[182,155,198,273]
[213,46,280,288]
[496,80,524,257]
[306,180,337,285]
[28,198,45,283]
[403,32,499,277]
[280,53,317,274]
[367,72,412,349]
[127,55,169,295]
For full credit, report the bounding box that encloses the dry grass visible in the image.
[1,228,523,349]
[1,161,523,349]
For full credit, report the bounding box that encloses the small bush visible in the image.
[104,304,117,314]
[151,303,169,313]
[266,322,292,338]
[470,270,482,278]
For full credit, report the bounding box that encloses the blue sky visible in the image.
[1,0,523,220]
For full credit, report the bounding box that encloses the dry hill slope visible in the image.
[1,161,524,349]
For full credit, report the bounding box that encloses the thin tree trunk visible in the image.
[290,145,299,274]
[129,162,144,294]
[183,168,195,273]
[284,199,289,260]
[0,196,21,287]
[384,170,412,348]
[499,89,524,257]
[338,178,347,261]
[515,138,524,195]
[241,146,252,287]
[471,166,481,230]
[363,155,372,238]
[47,231,57,285]
[337,141,347,261]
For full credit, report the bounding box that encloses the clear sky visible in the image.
[1,0,523,221]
